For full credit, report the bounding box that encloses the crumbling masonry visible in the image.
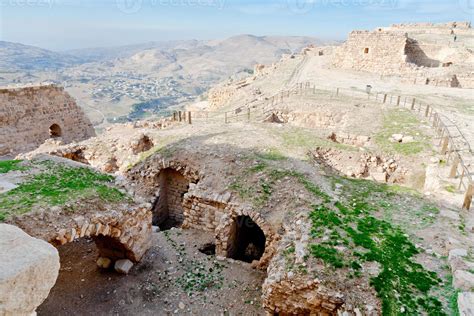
[0,84,95,155]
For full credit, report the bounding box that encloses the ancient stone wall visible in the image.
[0,84,95,155]
[385,21,472,35]
[153,168,190,226]
[182,191,229,232]
[389,22,471,30]
[332,30,412,75]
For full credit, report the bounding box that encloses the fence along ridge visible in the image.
[331,84,473,211]
[164,81,472,210]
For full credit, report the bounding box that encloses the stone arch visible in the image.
[152,167,195,230]
[215,208,278,269]
[226,215,266,263]
[50,208,152,263]
[49,124,62,138]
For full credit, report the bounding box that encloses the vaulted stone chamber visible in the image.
[152,168,193,230]
[226,215,266,263]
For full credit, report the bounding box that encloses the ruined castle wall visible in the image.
[0,84,95,155]
[385,21,472,35]
[389,22,471,30]
[332,31,411,75]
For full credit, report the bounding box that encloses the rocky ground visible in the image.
[38,229,265,316]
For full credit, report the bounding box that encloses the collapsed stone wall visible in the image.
[262,210,380,315]
[0,84,95,155]
[264,109,346,130]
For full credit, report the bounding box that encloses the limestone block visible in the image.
[0,224,60,316]
[458,292,474,316]
[454,270,474,291]
[115,259,134,274]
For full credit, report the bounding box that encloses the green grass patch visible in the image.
[0,160,28,174]
[445,184,457,193]
[272,127,357,154]
[255,148,287,161]
[374,109,431,155]
[0,163,125,221]
[305,176,445,315]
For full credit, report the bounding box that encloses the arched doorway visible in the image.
[152,168,191,230]
[227,215,266,263]
[49,124,62,138]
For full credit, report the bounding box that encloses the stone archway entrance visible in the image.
[49,124,62,138]
[152,168,191,230]
[226,215,266,263]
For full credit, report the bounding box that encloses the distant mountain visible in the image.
[76,35,322,80]
[0,41,83,72]
[65,35,320,63]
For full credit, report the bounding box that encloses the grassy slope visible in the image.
[0,160,126,221]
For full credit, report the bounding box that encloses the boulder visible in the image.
[0,224,60,316]
[454,270,474,291]
[401,136,414,143]
[115,259,134,274]
[458,292,474,316]
[391,134,404,143]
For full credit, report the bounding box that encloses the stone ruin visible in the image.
[332,23,474,88]
[0,84,95,156]
[127,156,280,269]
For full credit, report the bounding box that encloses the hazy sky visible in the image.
[0,0,472,50]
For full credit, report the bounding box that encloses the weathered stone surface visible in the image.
[115,259,134,274]
[440,210,460,221]
[0,84,95,155]
[0,224,60,316]
[458,292,474,316]
[454,270,474,291]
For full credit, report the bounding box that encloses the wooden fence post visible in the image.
[383,94,387,103]
[188,112,192,124]
[440,136,449,155]
[173,112,177,121]
[425,105,430,117]
[178,111,182,122]
[450,156,460,178]
[462,183,473,211]
[411,98,416,110]
[396,96,401,106]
